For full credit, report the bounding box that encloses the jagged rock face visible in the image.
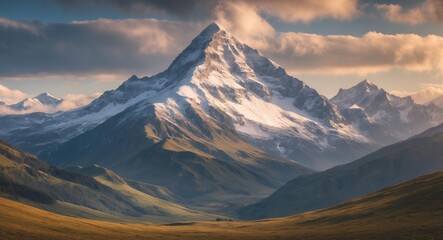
[0,24,439,171]
[0,23,380,171]
[136,23,371,169]
[331,80,443,140]
[43,95,311,202]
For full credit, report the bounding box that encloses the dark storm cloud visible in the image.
[0,18,202,77]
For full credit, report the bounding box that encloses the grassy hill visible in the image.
[1,169,442,239]
[67,165,179,203]
[0,140,216,223]
[239,127,443,219]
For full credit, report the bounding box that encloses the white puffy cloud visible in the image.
[248,0,359,23]
[210,2,443,76]
[56,0,360,23]
[0,87,102,115]
[214,1,275,49]
[1,1,442,95]
[253,31,443,76]
[214,0,358,49]
[56,92,102,111]
[391,84,443,104]
[0,0,361,79]
[376,0,443,25]
[0,84,28,104]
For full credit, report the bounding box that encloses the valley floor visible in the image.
[3,169,443,240]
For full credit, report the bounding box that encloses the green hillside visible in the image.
[0,140,216,223]
[1,169,443,239]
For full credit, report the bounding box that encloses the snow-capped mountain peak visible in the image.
[332,80,418,113]
[34,93,61,105]
[9,92,62,111]
[333,80,386,109]
[357,79,378,91]
[331,80,442,140]
[102,23,368,169]
[0,23,412,170]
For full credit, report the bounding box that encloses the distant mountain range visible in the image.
[239,121,443,219]
[0,23,442,209]
[9,93,62,111]
[0,93,62,113]
[331,80,442,141]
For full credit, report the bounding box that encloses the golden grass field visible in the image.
[1,170,443,240]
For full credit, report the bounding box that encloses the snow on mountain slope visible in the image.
[2,23,382,171]
[5,93,61,111]
[331,80,443,141]
[42,23,379,177]
[0,76,166,154]
[175,24,373,169]
[41,25,316,203]
[33,93,61,105]
[113,23,373,168]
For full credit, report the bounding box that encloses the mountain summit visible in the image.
[2,23,439,201]
[46,23,378,170]
[331,79,442,140]
[1,23,381,172]
[8,93,62,111]
[34,93,61,105]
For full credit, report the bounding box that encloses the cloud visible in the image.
[2,0,443,80]
[376,0,443,25]
[54,0,359,23]
[0,91,102,115]
[210,1,443,76]
[0,18,202,77]
[247,0,359,23]
[57,92,102,111]
[0,83,101,114]
[215,0,358,27]
[391,84,443,104]
[0,18,38,33]
[0,84,28,104]
[211,0,355,48]
[214,1,275,49]
[210,2,443,77]
[54,0,219,19]
[254,31,443,75]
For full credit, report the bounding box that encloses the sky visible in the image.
[0,0,443,107]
